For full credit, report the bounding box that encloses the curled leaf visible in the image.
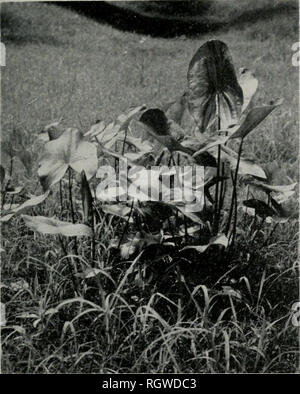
[116,105,147,132]
[101,204,132,219]
[118,231,161,259]
[180,233,228,253]
[75,268,102,279]
[1,191,50,222]
[6,186,23,195]
[84,120,106,138]
[40,120,64,141]
[238,68,258,112]
[220,286,242,300]
[22,215,93,237]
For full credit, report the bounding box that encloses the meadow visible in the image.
[0,1,299,373]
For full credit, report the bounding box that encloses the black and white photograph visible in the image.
[0,0,299,376]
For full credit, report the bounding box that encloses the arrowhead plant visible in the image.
[3,39,296,292]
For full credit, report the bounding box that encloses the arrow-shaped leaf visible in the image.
[187,40,243,132]
[38,128,98,191]
[218,146,266,179]
[229,98,283,139]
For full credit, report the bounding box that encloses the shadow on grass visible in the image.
[54,1,297,38]
[0,10,62,46]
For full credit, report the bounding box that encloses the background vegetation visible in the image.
[1,1,299,373]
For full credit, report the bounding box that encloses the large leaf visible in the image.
[1,191,50,222]
[269,196,298,220]
[187,40,243,132]
[22,215,92,237]
[229,98,283,139]
[140,109,217,166]
[246,161,297,203]
[218,146,266,179]
[38,128,98,190]
[181,233,228,253]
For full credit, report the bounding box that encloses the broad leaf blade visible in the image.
[219,146,266,179]
[38,128,98,190]
[187,40,243,132]
[230,98,283,139]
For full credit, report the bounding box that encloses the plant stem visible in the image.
[213,95,221,234]
[68,167,78,256]
[91,203,96,265]
[117,200,134,249]
[2,157,14,208]
[59,235,78,296]
[59,180,63,214]
[226,138,244,238]
[122,125,129,156]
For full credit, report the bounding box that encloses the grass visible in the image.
[1,1,299,373]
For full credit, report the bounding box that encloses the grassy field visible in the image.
[1,1,299,373]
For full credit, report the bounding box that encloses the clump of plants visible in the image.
[1,40,298,373]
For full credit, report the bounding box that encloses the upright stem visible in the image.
[117,200,134,249]
[122,126,129,156]
[59,180,63,214]
[213,95,221,234]
[68,167,78,255]
[2,157,14,208]
[226,138,244,240]
[91,204,96,264]
[59,235,78,296]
